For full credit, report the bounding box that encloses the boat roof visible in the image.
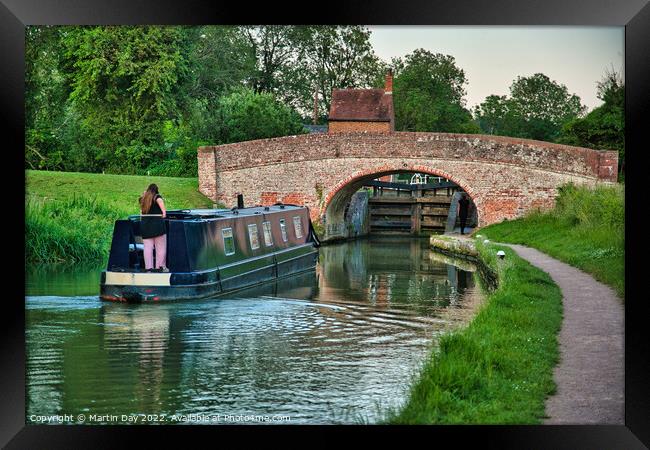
[129,204,307,221]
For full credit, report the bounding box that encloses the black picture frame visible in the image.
[4,0,649,447]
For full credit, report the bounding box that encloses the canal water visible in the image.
[26,237,484,425]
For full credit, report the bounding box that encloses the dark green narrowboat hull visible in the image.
[100,204,320,303]
[100,247,318,303]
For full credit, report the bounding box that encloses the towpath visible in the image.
[502,243,624,424]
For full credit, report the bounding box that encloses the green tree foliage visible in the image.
[473,95,510,135]
[24,25,311,177]
[558,69,624,175]
[61,26,188,173]
[281,26,387,119]
[241,26,302,95]
[237,26,386,122]
[182,26,256,104]
[216,88,307,144]
[145,120,206,177]
[392,49,479,133]
[508,73,586,141]
[474,73,586,142]
[25,26,69,170]
[177,26,257,151]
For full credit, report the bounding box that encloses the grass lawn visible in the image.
[26,170,213,212]
[26,170,215,265]
[385,241,563,424]
[479,183,624,300]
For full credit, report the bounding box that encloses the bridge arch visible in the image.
[322,163,480,238]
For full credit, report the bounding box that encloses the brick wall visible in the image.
[198,132,618,238]
[197,146,217,202]
[328,121,391,133]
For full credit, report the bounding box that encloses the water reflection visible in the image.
[102,305,170,411]
[318,237,473,311]
[26,263,103,297]
[26,238,483,424]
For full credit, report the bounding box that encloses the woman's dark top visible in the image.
[140,194,166,239]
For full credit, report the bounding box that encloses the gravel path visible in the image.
[505,244,624,424]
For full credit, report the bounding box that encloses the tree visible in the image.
[241,26,303,95]
[392,49,479,133]
[181,26,256,103]
[60,26,190,172]
[473,95,510,135]
[280,26,387,119]
[26,25,315,175]
[175,26,258,145]
[216,87,307,144]
[25,26,70,170]
[475,73,586,142]
[508,73,586,141]
[558,68,624,176]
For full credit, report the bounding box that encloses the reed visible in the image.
[25,194,129,264]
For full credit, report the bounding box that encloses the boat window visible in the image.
[293,216,303,239]
[262,221,274,247]
[279,219,288,242]
[248,223,260,250]
[222,228,235,256]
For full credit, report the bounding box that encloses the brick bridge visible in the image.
[198,132,617,240]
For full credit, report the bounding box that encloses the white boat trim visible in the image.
[105,272,171,286]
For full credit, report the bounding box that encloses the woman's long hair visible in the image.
[140,184,159,214]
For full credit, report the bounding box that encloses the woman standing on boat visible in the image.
[139,184,168,272]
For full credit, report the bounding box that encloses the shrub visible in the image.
[217,87,307,144]
[554,182,624,229]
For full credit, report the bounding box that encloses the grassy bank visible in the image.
[479,183,624,299]
[26,170,215,264]
[26,170,213,211]
[386,241,562,424]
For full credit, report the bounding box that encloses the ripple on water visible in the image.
[26,240,485,424]
[26,295,101,310]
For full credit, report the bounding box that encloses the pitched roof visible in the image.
[328,88,393,122]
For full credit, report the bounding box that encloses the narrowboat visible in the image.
[100,204,320,302]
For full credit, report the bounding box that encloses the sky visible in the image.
[366,26,624,112]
